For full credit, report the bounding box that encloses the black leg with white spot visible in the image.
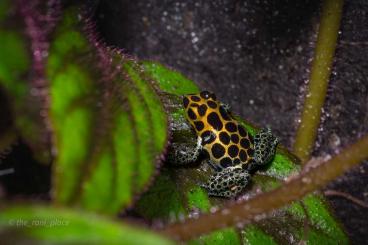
[253,127,278,166]
[168,136,203,165]
[202,167,250,198]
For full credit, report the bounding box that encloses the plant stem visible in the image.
[161,134,368,241]
[293,0,344,163]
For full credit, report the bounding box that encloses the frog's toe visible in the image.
[220,103,232,112]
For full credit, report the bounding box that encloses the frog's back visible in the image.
[183,91,254,169]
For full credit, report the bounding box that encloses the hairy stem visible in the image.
[293,0,344,163]
[161,134,368,241]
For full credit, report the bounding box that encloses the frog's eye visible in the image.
[200,91,210,99]
[201,90,216,100]
[200,91,217,101]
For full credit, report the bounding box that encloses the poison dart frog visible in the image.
[170,91,278,198]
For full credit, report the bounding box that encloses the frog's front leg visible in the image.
[253,127,278,166]
[202,167,250,198]
[168,136,203,165]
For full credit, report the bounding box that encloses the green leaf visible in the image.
[243,225,278,245]
[189,228,241,245]
[135,61,348,244]
[143,61,199,95]
[48,8,167,214]
[0,205,174,245]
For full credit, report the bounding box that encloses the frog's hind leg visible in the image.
[253,127,278,166]
[168,136,202,165]
[202,167,250,198]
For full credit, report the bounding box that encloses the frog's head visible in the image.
[183,91,219,132]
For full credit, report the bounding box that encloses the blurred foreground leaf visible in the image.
[0,1,168,214]
[48,8,167,214]
[0,205,174,245]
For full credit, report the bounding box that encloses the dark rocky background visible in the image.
[94,0,368,243]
